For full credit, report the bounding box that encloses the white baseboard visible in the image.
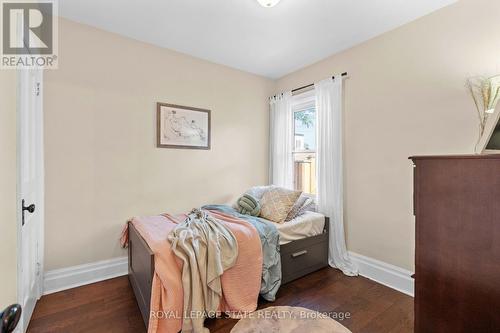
[43,256,128,295]
[42,253,412,297]
[349,251,414,297]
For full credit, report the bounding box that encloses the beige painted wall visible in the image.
[44,19,275,270]
[0,70,17,305]
[44,0,500,273]
[276,0,500,270]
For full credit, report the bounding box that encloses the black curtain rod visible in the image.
[291,72,348,93]
[271,72,348,99]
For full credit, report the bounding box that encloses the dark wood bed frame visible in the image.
[128,217,330,328]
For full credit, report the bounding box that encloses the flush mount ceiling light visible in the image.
[256,0,281,8]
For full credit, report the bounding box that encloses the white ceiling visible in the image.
[59,0,457,79]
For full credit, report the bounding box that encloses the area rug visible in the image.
[230,306,352,333]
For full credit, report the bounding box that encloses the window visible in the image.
[292,94,316,195]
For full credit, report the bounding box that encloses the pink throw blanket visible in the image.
[121,210,263,333]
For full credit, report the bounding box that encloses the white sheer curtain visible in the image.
[315,77,358,276]
[269,92,293,188]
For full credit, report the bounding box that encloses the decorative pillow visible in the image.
[305,199,317,212]
[232,185,274,210]
[246,185,275,200]
[236,194,261,216]
[300,197,315,212]
[285,195,308,221]
[259,187,302,223]
[285,193,318,221]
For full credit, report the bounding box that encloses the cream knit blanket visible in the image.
[167,209,238,333]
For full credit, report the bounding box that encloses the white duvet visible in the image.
[275,211,326,245]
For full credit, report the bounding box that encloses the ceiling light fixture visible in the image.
[257,0,281,8]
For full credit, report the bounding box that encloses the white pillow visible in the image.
[232,185,274,210]
[245,185,275,200]
[285,195,315,221]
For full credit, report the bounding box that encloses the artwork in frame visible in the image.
[157,103,211,149]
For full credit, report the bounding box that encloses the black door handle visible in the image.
[0,304,22,333]
[22,199,35,226]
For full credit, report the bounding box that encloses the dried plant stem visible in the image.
[466,77,488,152]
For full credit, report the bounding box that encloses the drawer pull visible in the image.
[291,250,308,258]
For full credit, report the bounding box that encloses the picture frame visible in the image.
[156,102,211,150]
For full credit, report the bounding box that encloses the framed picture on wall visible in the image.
[157,103,211,150]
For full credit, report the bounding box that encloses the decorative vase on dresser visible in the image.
[411,154,500,333]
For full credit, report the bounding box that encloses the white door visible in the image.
[17,67,44,332]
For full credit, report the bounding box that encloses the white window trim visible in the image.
[292,91,316,153]
[292,91,317,195]
[292,89,315,111]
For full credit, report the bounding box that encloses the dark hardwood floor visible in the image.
[27,268,413,333]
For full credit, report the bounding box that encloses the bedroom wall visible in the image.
[44,19,275,270]
[275,0,500,271]
[0,71,18,304]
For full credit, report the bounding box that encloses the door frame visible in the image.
[16,67,45,332]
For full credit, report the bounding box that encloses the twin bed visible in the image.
[127,206,329,330]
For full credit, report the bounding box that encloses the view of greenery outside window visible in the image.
[293,106,316,195]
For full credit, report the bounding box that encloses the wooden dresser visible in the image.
[411,155,500,333]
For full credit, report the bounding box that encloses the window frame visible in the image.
[292,91,316,153]
[291,91,317,195]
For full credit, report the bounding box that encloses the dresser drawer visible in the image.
[280,235,328,284]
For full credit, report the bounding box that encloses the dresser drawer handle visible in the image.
[291,250,308,258]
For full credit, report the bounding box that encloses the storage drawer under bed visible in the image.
[279,220,329,284]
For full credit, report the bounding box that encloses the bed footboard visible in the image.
[128,222,154,328]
